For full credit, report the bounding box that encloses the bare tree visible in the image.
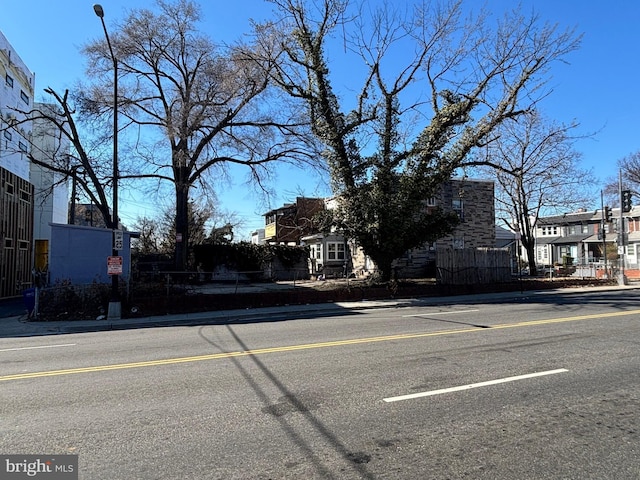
[619,151,640,187]
[82,0,313,270]
[600,150,640,210]
[474,111,595,275]
[254,0,581,280]
[131,216,163,255]
[132,196,241,256]
[5,90,117,229]
[609,151,640,205]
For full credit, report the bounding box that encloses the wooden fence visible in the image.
[437,248,511,285]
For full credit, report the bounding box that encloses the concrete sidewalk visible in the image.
[1,298,415,337]
[1,284,638,338]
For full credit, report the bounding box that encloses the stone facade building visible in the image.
[302,178,497,279]
[361,178,496,278]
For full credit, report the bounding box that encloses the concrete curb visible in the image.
[1,284,638,338]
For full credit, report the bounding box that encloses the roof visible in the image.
[548,234,592,244]
[582,234,603,244]
[626,232,640,242]
[537,205,640,226]
[263,197,324,217]
[535,236,561,245]
[537,211,598,225]
[301,233,344,242]
[495,225,517,240]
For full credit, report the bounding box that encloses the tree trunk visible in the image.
[522,239,538,276]
[371,254,394,283]
[174,179,190,271]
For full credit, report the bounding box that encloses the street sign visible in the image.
[114,230,124,250]
[107,256,123,275]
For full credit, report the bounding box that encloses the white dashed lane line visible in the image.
[401,309,480,318]
[383,369,569,402]
[0,344,76,353]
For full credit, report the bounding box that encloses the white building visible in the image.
[1,30,36,297]
[31,102,70,273]
[251,228,265,245]
[0,30,34,180]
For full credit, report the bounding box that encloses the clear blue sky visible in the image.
[1,0,639,239]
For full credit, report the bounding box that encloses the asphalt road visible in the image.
[1,290,639,479]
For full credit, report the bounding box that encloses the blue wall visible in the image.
[49,224,133,285]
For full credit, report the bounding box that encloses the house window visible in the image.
[327,242,345,260]
[20,90,29,105]
[613,218,626,234]
[19,189,30,202]
[5,74,13,87]
[310,244,322,260]
[452,199,463,220]
[425,197,436,206]
[3,130,11,141]
[453,237,464,249]
[18,240,29,250]
[18,141,27,152]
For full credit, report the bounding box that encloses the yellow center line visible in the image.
[2,308,639,382]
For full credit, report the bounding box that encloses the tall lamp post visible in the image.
[93,4,121,319]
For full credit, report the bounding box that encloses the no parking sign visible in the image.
[107,256,123,275]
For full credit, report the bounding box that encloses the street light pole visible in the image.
[94,4,121,319]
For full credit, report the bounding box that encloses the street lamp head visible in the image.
[93,4,105,18]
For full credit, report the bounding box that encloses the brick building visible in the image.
[263,197,325,245]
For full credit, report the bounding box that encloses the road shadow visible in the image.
[196,323,377,479]
[0,297,26,318]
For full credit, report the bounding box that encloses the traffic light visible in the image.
[622,190,633,212]
[605,206,613,222]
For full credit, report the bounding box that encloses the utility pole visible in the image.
[618,169,627,285]
[601,190,608,279]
